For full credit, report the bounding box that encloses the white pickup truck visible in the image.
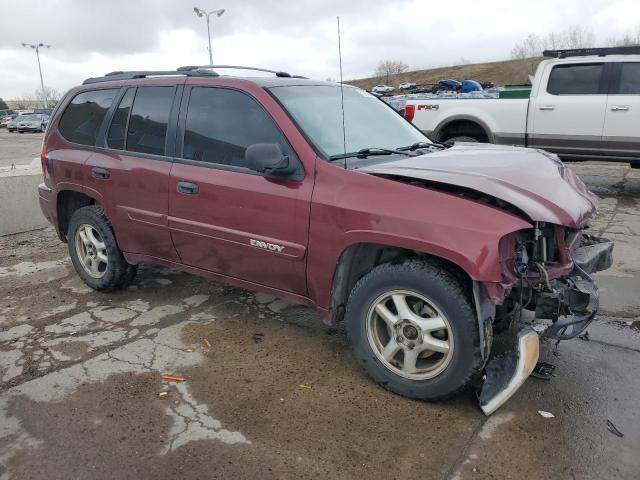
[406,47,640,166]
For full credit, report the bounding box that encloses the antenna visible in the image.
[337,16,347,170]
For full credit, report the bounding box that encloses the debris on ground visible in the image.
[161,374,185,382]
[531,362,556,381]
[538,410,555,418]
[159,391,169,397]
[202,338,211,348]
[252,332,264,343]
[607,419,624,438]
[578,331,590,341]
[185,347,194,352]
[299,384,311,389]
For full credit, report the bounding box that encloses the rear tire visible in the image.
[68,205,138,292]
[345,259,483,401]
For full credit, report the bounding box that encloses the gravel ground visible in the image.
[0,162,639,480]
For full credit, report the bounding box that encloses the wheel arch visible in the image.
[433,115,494,143]
[56,188,98,241]
[328,241,475,325]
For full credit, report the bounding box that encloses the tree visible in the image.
[607,26,640,47]
[16,87,63,107]
[511,26,596,60]
[375,60,409,83]
[0,98,8,110]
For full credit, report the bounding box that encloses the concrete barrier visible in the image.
[0,160,49,236]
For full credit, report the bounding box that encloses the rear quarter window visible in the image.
[58,89,118,145]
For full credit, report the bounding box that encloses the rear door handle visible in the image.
[539,105,555,110]
[91,167,110,179]
[177,181,198,194]
[611,105,629,111]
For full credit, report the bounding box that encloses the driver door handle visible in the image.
[539,105,555,110]
[177,181,198,194]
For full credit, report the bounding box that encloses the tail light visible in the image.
[404,104,415,122]
[40,142,48,180]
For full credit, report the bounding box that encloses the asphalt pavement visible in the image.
[0,157,638,479]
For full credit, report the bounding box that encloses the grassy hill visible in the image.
[346,57,542,91]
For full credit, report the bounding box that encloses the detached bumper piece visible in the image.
[572,235,614,274]
[479,327,540,416]
[538,235,613,340]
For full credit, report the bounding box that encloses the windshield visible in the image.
[269,85,429,158]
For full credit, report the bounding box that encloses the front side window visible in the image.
[616,62,640,94]
[182,87,291,168]
[58,89,118,145]
[547,64,604,95]
[126,86,175,156]
[269,85,428,158]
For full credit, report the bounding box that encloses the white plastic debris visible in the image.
[538,410,555,418]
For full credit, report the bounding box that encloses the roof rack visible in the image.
[82,65,306,85]
[83,69,218,85]
[543,46,640,58]
[177,65,306,78]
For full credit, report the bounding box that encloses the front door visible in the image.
[168,86,313,295]
[602,61,640,159]
[529,62,607,157]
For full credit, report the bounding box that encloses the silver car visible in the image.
[14,114,48,133]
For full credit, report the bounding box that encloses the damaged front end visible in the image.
[477,225,614,415]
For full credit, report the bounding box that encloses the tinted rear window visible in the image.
[126,87,175,156]
[616,62,640,94]
[58,89,118,145]
[547,64,604,95]
[107,88,135,150]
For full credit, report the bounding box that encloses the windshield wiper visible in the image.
[397,141,448,151]
[329,147,411,162]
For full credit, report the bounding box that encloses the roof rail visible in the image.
[543,46,640,58]
[82,69,218,85]
[177,65,303,78]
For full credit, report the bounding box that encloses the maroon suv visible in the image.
[38,66,613,414]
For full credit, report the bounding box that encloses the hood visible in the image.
[358,143,598,228]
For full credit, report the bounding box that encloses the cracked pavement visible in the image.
[0,162,639,479]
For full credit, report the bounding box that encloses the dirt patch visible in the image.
[179,311,482,479]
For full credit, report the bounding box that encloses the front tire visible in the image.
[345,259,483,401]
[68,205,137,292]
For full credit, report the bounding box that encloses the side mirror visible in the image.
[245,143,295,177]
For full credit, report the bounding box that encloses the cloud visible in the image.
[0,0,639,98]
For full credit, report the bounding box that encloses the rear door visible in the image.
[84,83,182,261]
[168,85,313,295]
[602,61,640,159]
[529,62,607,157]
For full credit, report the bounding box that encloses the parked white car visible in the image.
[406,47,640,166]
[399,82,416,90]
[372,85,395,93]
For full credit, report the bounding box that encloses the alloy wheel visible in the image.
[366,290,454,380]
[75,224,108,278]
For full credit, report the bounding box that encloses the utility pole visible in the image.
[193,7,225,65]
[22,42,51,108]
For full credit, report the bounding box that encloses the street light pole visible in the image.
[193,7,225,65]
[22,42,51,108]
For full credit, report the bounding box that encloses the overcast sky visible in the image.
[1,0,639,99]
